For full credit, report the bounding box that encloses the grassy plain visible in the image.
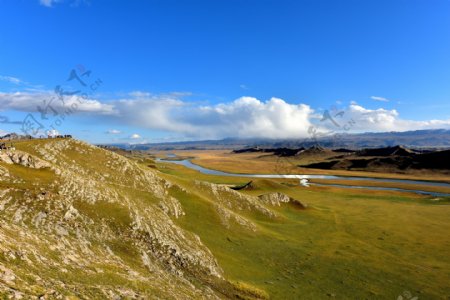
[154,149,450,183]
[154,150,450,299]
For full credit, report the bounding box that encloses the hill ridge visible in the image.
[0,138,278,299]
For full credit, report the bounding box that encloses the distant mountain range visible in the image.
[299,145,450,173]
[104,129,450,150]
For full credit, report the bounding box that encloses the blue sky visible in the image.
[1,0,450,143]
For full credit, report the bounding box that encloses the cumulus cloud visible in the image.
[107,95,314,139]
[349,104,402,131]
[352,104,432,131]
[112,95,188,132]
[1,89,450,139]
[318,103,450,133]
[129,134,141,139]
[371,96,389,102]
[1,91,312,139]
[188,97,313,139]
[112,95,450,138]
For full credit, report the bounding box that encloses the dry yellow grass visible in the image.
[153,149,450,183]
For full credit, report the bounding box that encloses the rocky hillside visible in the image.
[0,138,285,299]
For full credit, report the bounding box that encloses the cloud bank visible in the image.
[1,90,450,140]
[109,95,313,139]
[346,104,450,132]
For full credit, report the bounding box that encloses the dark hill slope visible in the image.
[303,148,450,172]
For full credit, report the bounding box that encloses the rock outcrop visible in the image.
[258,192,307,208]
[0,150,51,169]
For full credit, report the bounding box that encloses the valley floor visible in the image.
[154,150,450,299]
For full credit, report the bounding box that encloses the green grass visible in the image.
[2,140,449,299]
[155,160,450,299]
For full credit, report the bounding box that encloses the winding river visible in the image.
[157,158,450,197]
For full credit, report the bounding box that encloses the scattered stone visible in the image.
[258,192,307,208]
[0,150,51,169]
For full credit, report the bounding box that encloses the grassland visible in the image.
[153,149,450,183]
[1,140,449,299]
[154,152,450,299]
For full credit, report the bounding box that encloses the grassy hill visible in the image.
[0,138,266,299]
[1,138,449,299]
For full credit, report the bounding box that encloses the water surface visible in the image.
[157,158,450,197]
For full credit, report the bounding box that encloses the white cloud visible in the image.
[46,129,59,137]
[240,84,249,90]
[106,129,121,134]
[0,91,115,114]
[317,103,450,133]
[0,129,8,136]
[0,76,22,85]
[188,97,313,139]
[371,96,389,102]
[129,134,141,139]
[2,90,450,139]
[112,95,187,132]
[108,95,314,139]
